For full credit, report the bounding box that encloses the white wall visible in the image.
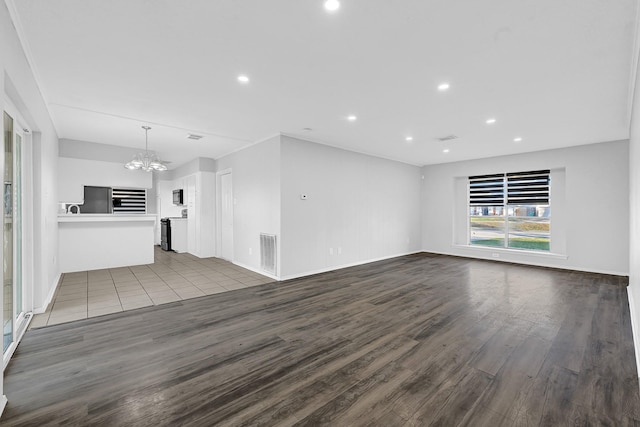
[1,0,61,411]
[167,157,216,179]
[156,180,183,216]
[2,18,60,315]
[197,171,216,257]
[422,140,629,275]
[216,136,281,275]
[58,157,152,203]
[31,131,58,313]
[58,139,153,203]
[59,138,142,163]
[628,36,640,378]
[280,135,422,279]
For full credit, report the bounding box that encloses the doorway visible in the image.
[218,171,233,261]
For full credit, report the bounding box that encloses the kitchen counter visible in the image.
[58,214,157,272]
[58,214,157,223]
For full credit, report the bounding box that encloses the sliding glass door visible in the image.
[3,111,23,356]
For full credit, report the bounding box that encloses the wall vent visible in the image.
[437,134,458,141]
[260,233,277,275]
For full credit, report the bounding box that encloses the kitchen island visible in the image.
[58,214,156,272]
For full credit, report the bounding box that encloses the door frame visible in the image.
[2,100,32,368]
[215,169,233,261]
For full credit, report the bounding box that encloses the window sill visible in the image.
[452,244,568,260]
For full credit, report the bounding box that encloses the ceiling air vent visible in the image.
[187,134,203,140]
[437,135,458,142]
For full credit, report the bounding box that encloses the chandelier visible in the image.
[124,126,167,172]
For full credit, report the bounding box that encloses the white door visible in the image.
[220,172,233,261]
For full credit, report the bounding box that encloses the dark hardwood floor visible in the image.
[2,253,639,426]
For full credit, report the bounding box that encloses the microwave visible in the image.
[173,189,184,205]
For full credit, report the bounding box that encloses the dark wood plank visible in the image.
[405,367,493,426]
[1,252,639,426]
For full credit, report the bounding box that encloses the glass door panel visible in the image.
[3,112,13,353]
[14,132,22,322]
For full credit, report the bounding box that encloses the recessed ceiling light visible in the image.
[513,137,522,142]
[347,115,357,122]
[437,83,450,91]
[324,0,340,12]
[405,136,413,142]
[485,118,496,124]
[443,148,450,153]
[237,75,250,84]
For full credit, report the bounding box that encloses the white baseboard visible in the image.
[278,250,423,281]
[232,261,279,281]
[0,395,7,418]
[628,286,640,379]
[33,272,61,315]
[424,248,628,277]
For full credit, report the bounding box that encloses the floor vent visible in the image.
[260,233,277,275]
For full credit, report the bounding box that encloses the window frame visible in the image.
[468,170,550,252]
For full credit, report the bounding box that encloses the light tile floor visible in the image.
[31,246,274,328]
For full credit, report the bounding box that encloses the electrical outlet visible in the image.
[329,247,334,256]
[338,247,342,255]
[492,253,500,258]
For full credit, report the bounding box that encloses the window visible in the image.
[469,170,550,251]
[112,188,147,213]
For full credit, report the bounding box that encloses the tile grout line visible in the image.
[129,265,154,306]
[108,267,126,314]
[41,247,274,325]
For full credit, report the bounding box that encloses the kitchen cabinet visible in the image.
[181,172,215,258]
[161,171,215,258]
[170,218,188,253]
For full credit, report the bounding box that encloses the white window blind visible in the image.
[469,170,549,206]
[112,188,147,213]
[469,173,505,206]
[506,170,550,205]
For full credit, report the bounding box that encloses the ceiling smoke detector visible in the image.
[437,135,458,142]
[187,134,204,140]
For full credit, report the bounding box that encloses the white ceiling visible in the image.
[9,0,639,168]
